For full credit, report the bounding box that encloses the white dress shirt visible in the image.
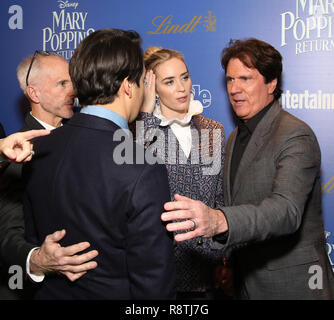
[153,99,203,158]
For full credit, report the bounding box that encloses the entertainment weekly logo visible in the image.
[42,0,95,60]
[281,0,334,55]
[281,89,334,110]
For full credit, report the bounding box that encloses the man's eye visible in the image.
[226,77,234,82]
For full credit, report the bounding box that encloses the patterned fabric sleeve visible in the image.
[133,112,161,148]
[215,125,225,208]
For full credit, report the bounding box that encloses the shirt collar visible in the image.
[237,99,275,134]
[80,105,129,130]
[30,112,59,130]
[154,98,203,127]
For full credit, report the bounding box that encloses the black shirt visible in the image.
[230,100,275,190]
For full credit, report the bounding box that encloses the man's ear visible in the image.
[122,77,132,99]
[268,78,278,95]
[26,85,40,104]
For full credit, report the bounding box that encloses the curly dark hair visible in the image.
[69,28,144,106]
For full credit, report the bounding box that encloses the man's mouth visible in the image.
[233,99,245,106]
[65,100,74,107]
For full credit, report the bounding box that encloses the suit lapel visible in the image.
[21,113,46,131]
[230,101,281,203]
[223,129,237,206]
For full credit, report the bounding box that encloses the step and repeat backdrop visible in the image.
[1,0,334,269]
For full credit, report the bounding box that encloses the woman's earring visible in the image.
[155,96,160,106]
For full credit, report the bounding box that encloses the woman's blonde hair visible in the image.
[144,47,187,72]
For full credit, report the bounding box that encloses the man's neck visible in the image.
[96,101,130,123]
[30,110,62,129]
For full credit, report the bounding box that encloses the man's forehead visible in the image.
[40,55,68,68]
[226,58,258,74]
[40,56,69,76]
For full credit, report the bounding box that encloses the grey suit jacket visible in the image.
[215,101,334,299]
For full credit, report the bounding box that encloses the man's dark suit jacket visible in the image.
[23,112,176,299]
[0,122,7,174]
[0,114,44,299]
[0,123,5,138]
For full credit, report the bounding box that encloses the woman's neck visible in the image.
[160,104,188,120]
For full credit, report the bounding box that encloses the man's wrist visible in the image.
[211,209,229,243]
[27,248,45,282]
[28,248,45,276]
[213,208,228,234]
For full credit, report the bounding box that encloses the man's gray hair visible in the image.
[16,52,65,96]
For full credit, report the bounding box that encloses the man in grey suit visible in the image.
[161,38,334,299]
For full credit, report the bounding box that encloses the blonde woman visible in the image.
[136,47,231,299]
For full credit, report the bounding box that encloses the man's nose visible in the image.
[229,80,240,94]
[68,82,75,97]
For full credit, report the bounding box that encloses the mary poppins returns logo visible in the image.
[42,0,95,60]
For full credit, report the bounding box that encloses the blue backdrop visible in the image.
[1,0,334,269]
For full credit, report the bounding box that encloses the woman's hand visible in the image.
[141,69,156,113]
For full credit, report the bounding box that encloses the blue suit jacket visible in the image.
[23,113,176,299]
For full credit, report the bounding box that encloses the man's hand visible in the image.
[0,129,50,162]
[29,229,98,282]
[161,194,228,242]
